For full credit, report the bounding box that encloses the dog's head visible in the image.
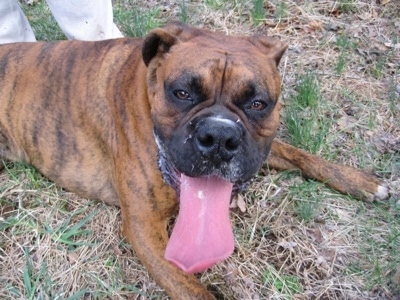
[143,22,287,190]
[141,22,287,273]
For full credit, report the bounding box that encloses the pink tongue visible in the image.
[165,174,234,273]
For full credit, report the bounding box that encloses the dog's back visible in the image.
[0,39,143,204]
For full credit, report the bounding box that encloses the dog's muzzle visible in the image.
[194,116,243,163]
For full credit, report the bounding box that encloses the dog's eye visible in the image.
[249,100,266,111]
[173,90,191,101]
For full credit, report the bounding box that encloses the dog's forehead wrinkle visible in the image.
[198,57,222,68]
[193,34,261,55]
[218,53,229,102]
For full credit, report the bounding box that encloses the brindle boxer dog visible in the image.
[0,23,388,299]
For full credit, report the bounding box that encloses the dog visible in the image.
[0,23,388,299]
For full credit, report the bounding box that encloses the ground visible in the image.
[0,0,399,299]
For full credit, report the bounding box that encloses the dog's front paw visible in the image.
[370,184,390,201]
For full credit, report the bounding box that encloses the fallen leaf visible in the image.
[264,20,277,27]
[113,245,123,256]
[384,42,400,50]
[393,264,400,286]
[358,13,372,20]
[316,256,328,266]
[230,195,238,209]
[337,115,357,132]
[308,20,323,31]
[237,194,246,213]
[230,194,247,212]
[311,228,324,243]
[278,239,298,251]
[371,133,400,154]
[68,252,79,264]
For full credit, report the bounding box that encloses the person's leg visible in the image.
[46,0,123,41]
[0,0,36,43]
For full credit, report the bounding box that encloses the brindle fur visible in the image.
[0,23,388,299]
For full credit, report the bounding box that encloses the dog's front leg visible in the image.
[267,140,389,201]
[116,173,214,299]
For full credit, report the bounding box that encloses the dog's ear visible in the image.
[250,36,288,66]
[142,28,180,66]
[142,22,205,66]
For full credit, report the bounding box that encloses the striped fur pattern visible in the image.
[0,23,388,299]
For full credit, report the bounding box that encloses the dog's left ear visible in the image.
[250,36,288,66]
[142,28,181,66]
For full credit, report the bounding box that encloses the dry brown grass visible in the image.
[1,0,399,299]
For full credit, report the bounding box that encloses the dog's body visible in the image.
[0,23,388,299]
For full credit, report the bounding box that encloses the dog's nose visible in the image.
[195,118,242,162]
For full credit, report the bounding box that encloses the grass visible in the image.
[178,0,189,23]
[21,1,65,41]
[336,0,356,14]
[289,181,322,223]
[263,264,303,297]
[1,0,399,299]
[45,207,97,247]
[275,0,288,20]
[113,2,161,37]
[357,203,400,292]
[205,0,226,9]
[251,0,264,25]
[388,74,399,115]
[283,71,332,154]
[335,33,354,74]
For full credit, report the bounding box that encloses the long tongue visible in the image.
[165,174,234,273]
